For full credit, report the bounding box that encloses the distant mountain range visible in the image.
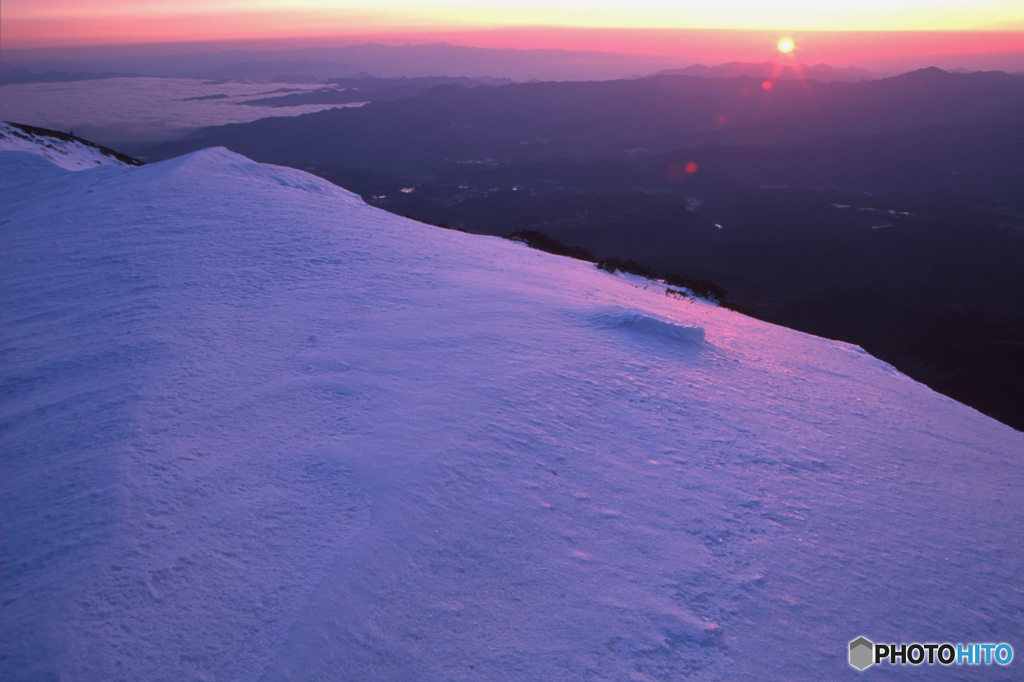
[0,69,146,86]
[1,58,881,87]
[654,61,877,81]
[1,42,687,83]
[142,68,1024,163]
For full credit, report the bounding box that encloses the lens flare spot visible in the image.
[778,38,795,53]
[762,80,773,90]
[714,113,727,126]
[664,162,698,182]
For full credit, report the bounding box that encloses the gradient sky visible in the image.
[3,0,1023,48]
[2,0,1023,75]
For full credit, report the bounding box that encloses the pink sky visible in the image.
[1,1,1022,71]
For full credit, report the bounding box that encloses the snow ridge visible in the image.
[1,121,142,170]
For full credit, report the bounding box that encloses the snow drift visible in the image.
[2,137,1022,682]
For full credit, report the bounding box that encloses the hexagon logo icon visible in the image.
[850,637,874,670]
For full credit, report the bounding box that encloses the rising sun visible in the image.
[777,37,795,54]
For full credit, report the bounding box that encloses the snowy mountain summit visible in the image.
[2,133,1022,681]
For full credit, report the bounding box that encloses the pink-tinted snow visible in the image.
[2,142,1021,681]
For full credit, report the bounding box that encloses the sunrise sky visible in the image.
[2,0,1022,70]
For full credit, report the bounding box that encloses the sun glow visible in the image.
[0,0,1022,57]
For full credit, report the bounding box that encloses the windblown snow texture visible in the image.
[2,138,1022,682]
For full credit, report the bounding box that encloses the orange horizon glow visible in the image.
[2,0,1024,51]
[2,2,1023,74]
[4,28,1024,61]
[3,29,1022,75]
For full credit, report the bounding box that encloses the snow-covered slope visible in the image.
[1,121,140,170]
[2,143,1021,682]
